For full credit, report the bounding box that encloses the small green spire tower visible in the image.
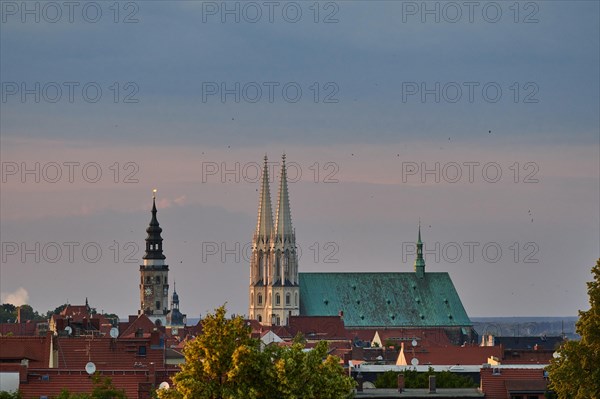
[415,220,425,278]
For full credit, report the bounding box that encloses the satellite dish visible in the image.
[158,381,170,390]
[411,339,418,347]
[64,326,72,335]
[109,327,119,338]
[552,351,560,359]
[411,358,419,366]
[85,362,96,375]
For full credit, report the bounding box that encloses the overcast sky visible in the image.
[1,1,598,319]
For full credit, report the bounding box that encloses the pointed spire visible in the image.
[415,220,425,278]
[143,189,166,260]
[256,155,274,240]
[275,153,293,240]
[172,281,179,305]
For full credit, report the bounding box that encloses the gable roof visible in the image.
[120,314,158,338]
[493,336,564,351]
[299,272,471,328]
[397,342,502,366]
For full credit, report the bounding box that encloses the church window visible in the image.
[257,315,262,322]
[156,301,161,310]
[156,276,161,284]
[258,293,263,305]
[295,293,298,306]
[276,293,281,305]
[285,293,290,305]
[146,276,152,284]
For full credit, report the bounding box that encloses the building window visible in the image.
[257,315,262,322]
[295,293,298,306]
[163,286,168,296]
[276,293,281,305]
[138,346,147,356]
[156,301,161,310]
[258,293,263,305]
[146,276,152,284]
[156,276,161,284]
[285,293,290,305]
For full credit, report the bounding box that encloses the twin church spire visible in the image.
[255,154,294,246]
[250,154,299,326]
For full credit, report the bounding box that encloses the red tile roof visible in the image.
[0,322,40,336]
[480,367,549,399]
[0,335,51,368]
[398,342,502,366]
[19,369,177,399]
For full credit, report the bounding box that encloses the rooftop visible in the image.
[299,272,471,328]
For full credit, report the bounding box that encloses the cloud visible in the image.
[1,287,29,306]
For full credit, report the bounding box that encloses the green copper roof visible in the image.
[299,272,471,328]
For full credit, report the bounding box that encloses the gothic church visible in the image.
[249,155,473,335]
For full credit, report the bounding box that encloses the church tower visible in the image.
[166,282,186,330]
[249,155,299,325]
[139,190,169,326]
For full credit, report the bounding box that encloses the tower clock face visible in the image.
[144,287,153,296]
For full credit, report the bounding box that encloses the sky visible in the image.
[1,1,598,320]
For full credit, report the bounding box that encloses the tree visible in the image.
[0,391,23,399]
[266,338,355,399]
[14,304,44,321]
[158,306,355,399]
[0,303,17,323]
[52,374,127,399]
[159,305,256,399]
[547,259,600,398]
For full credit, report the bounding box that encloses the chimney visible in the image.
[429,375,436,393]
[338,310,344,318]
[397,374,404,392]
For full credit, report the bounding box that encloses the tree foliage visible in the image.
[52,374,127,399]
[158,305,355,399]
[0,303,119,324]
[374,368,476,389]
[0,391,23,399]
[547,259,600,398]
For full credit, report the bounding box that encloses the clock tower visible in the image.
[139,190,169,326]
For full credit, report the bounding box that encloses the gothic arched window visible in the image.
[295,292,298,306]
[276,293,281,305]
[258,293,263,305]
[285,293,290,305]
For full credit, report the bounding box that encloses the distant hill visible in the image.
[471,316,579,340]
